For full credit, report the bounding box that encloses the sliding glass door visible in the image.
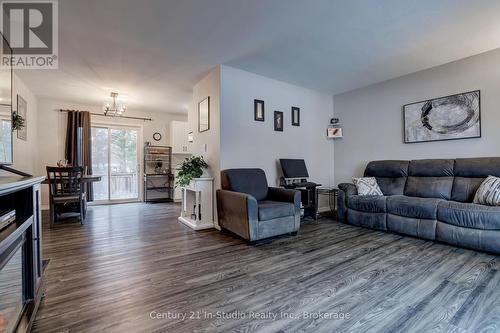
[91,125,140,202]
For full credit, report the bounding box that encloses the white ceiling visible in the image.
[18,0,500,114]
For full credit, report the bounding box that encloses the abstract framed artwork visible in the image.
[16,94,27,141]
[254,99,264,121]
[274,111,283,132]
[198,96,210,132]
[403,90,481,144]
[291,106,300,126]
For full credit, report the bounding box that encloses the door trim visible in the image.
[91,122,144,202]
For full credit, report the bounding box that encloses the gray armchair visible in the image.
[217,168,301,242]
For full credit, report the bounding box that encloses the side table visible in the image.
[316,186,338,219]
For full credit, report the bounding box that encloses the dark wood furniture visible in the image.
[279,159,321,220]
[0,175,45,333]
[46,167,86,227]
[41,175,102,185]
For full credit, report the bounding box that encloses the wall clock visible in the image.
[153,132,162,141]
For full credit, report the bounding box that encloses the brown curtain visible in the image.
[65,111,93,201]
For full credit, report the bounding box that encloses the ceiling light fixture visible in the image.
[104,92,127,116]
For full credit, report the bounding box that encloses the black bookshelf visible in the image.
[144,145,174,202]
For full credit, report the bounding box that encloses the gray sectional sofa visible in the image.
[338,158,500,254]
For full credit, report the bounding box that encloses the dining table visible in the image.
[41,175,102,185]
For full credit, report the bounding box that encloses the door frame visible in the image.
[90,121,144,205]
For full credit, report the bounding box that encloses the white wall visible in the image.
[189,67,221,181]
[36,97,187,205]
[334,47,500,184]
[220,65,334,187]
[188,66,221,224]
[10,73,38,174]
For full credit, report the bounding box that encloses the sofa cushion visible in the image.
[452,158,500,202]
[451,177,485,203]
[258,200,294,221]
[437,201,500,230]
[364,160,409,177]
[387,195,443,219]
[405,176,453,200]
[221,168,268,201]
[404,159,454,200]
[454,157,500,177]
[347,195,386,213]
[408,159,455,177]
[374,177,407,196]
[364,160,408,195]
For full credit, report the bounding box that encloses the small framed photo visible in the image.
[254,99,264,121]
[274,111,283,132]
[327,127,343,138]
[291,106,300,126]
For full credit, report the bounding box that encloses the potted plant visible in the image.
[175,155,208,187]
[12,111,25,131]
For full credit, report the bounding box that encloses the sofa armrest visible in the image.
[337,183,357,222]
[338,183,357,196]
[216,189,258,240]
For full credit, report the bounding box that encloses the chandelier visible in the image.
[104,92,127,116]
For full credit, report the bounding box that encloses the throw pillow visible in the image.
[352,177,383,196]
[473,175,500,206]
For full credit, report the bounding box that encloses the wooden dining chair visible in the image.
[46,166,86,227]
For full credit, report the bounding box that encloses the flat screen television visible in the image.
[0,33,12,166]
[280,159,309,179]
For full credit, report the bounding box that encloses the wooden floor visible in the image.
[32,203,500,333]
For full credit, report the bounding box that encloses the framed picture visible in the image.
[403,90,481,144]
[254,99,264,121]
[274,111,283,132]
[198,96,210,132]
[291,106,300,126]
[17,94,27,141]
[327,127,343,138]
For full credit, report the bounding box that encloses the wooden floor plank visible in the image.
[32,203,500,333]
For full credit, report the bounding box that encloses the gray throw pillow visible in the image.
[474,175,500,206]
[352,177,383,196]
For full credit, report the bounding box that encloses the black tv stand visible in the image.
[0,165,33,177]
[282,182,321,220]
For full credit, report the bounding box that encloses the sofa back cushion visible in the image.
[221,168,268,201]
[364,160,408,195]
[404,159,454,200]
[452,157,500,202]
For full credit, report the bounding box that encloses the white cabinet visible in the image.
[170,121,191,154]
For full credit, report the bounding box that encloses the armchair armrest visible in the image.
[216,189,258,240]
[267,187,300,206]
[267,187,301,232]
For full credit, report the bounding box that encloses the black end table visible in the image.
[316,187,338,219]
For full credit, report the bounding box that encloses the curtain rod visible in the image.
[59,109,152,122]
